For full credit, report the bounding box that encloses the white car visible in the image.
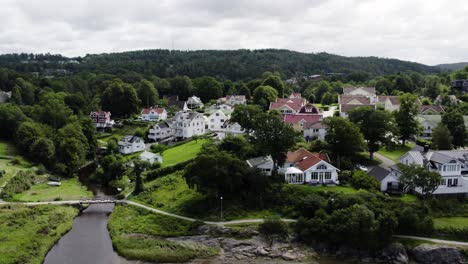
[356,164,368,172]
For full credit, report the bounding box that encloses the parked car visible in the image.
[356,164,368,172]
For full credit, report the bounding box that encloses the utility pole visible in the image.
[220,196,223,221]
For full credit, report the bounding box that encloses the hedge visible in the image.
[145,160,193,181]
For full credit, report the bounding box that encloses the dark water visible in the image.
[44,203,139,264]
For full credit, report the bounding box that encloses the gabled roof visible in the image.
[289,93,302,98]
[286,148,327,171]
[141,107,165,115]
[368,166,391,182]
[270,98,306,112]
[419,105,444,114]
[343,87,375,95]
[226,95,246,101]
[378,96,400,105]
[402,151,426,166]
[299,103,320,114]
[246,156,273,167]
[303,121,325,129]
[156,121,172,129]
[339,95,371,105]
[284,114,322,124]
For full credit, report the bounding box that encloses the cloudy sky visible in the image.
[1,0,467,65]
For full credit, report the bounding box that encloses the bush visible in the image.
[338,170,352,184]
[150,144,167,154]
[35,164,46,175]
[259,217,289,245]
[145,160,193,181]
[350,171,379,191]
[1,171,36,199]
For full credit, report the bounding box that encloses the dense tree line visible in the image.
[0,49,440,81]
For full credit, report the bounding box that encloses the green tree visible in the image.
[320,92,336,105]
[14,121,46,154]
[230,104,263,137]
[137,79,159,108]
[314,81,332,102]
[262,74,285,97]
[133,159,150,194]
[442,110,466,148]
[431,123,453,150]
[258,217,289,246]
[0,103,28,139]
[30,137,55,166]
[64,93,86,115]
[56,123,88,176]
[423,75,441,99]
[399,164,442,200]
[11,78,36,105]
[219,135,252,159]
[151,76,171,96]
[96,154,126,186]
[253,85,278,110]
[170,76,193,100]
[348,108,395,159]
[35,92,73,129]
[393,74,414,93]
[79,117,98,159]
[237,83,251,99]
[323,117,365,168]
[101,79,140,118]
[252,112,296,174]
[351,171,379,191]
[193,76,223,103]
[375,78,393,94]
[394,93,420,144]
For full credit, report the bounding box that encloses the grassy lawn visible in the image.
[12,177,93,202]
[434,217,468,229]
[0,141,33,190]
[288,184,360,194]
[161,139,209,167]
[377,143,416,162]
[0,205,78,264]
[109,205,218,263]
[132,171,204,216]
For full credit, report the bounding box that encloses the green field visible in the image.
[12,177,93,202]
[434,217,468,229]
[287,184,361,194]
[0,205,78,264]
[0,141,33,190]
[109,205,218,263]
[161,139,209,167]
[399,194,418,203]
[377,143,416,162]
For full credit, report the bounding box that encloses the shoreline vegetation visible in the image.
[0,205,78,264]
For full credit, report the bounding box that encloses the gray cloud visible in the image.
[1,0,467,65]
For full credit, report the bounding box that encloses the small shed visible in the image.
[139,151,163,164]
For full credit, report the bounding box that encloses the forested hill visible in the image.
[434,62,468,71]
[0,49,440,80]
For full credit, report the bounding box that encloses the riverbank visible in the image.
[0,205,78,264]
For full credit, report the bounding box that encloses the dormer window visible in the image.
[317,164,327,170]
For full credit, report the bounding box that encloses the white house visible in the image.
[281,148,339,185]
[118,135,145,155]
[187,96,204,109]
[382,150,468,195]
[139,151,163,164]
[246,156,274,176]
[174,111,206,139]
[205,104,234,115]
[140,107,167,121]
[303,121,326,141]
[221,120,244,136]
[148,121,174,142]
[377,96,400,112]
[342,87,377,104]
[208,110,229,131]
[217,95,246,106]
[90,111,115,129]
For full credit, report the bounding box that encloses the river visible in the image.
[44,202,356,264]
[44,203,141,264]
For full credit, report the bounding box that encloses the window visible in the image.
[317,164,327,170]
[324,172,332,180]
[216,113,219,116]
[311,172,318,180]
[440,179,446,185]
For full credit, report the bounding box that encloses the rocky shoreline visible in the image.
[162,225,468,264]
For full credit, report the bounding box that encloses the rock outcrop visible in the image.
[412,243,466,264]
[381,243,409,264]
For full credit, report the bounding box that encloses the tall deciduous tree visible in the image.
[30,137,55,166]
[170,76,193,100]
[323,117,365,168]
[253,85,278,110]
[394,93,420,145]
[193,76,223,103]
[230,104,263,137]
[101,79,140,118]
[137,79,159,108]
[399,164,442,200]
[133,159,150,194]
[348,108,395,159]
[431,123,453,150]
[262,74,285,97]
[442,110,466,148]
[0,103,28,140]
[252,112,296,174]
[56,122,88,176]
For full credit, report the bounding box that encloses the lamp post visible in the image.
[220,196,223,221]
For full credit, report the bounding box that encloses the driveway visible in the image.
[322,106,337,118]
[374,152,396,169]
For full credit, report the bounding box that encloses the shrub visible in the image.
[1,171,36,199]
[351,171,379,191]
[338,170,352,184]
[150,144,167,154]
[259,217,289,245]
[35,164,46,175]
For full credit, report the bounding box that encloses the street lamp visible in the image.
[220,196,223,221]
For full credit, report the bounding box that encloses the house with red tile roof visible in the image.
[269,98,307,115]
[140,107,167,121]
[281,148,339,185]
